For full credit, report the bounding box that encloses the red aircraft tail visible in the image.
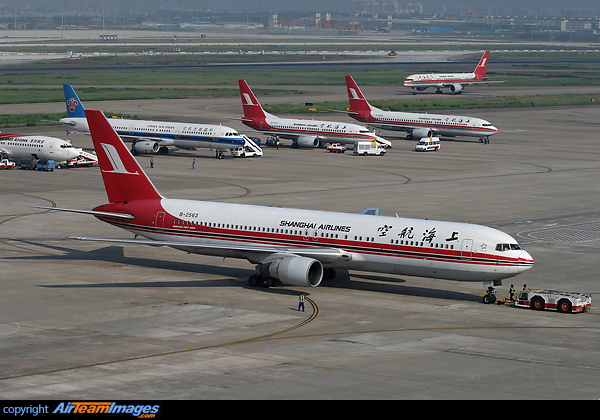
[474,51,490,80]
[238,79,267,121]
[85,110,163,204]
[345,75,374,115]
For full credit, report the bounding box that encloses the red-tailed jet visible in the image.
[238,79,392,148]
[345,75,498,142]
[403,51,501,94]
[36,110,532,301]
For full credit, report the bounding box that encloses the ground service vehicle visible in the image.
[327,143,346,153]
[0,158,15,169]
[231,145,263,158]
[353,141,386,156]
[516,289,592,313]
[415,137,441,152]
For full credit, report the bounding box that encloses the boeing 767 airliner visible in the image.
[37,110,533,301]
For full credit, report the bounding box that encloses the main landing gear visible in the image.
[248,274,280,288]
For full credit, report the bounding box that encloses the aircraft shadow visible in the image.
[322,270,480,303]
[8,239,480,302]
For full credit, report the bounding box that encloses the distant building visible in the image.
[560,20,592,32]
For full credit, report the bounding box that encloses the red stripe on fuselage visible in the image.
[100,217,532,268]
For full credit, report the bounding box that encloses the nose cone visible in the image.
[70,148,80,159]
[518,250,534,273]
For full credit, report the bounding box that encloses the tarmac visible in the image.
[1,90,599,399]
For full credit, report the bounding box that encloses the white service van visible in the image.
[231,146,263,158]
[415,137,441,152]
[353,141,386,156]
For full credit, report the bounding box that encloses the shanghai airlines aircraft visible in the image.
[403,51,500,94]
[0,133,80,165]
[238,79,392,148]
[345,76,498,142]
[59,84,262,157]
[37,110,533,300]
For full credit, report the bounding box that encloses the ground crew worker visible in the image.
[298,293,305,312]
[150,157,154,168]
[509,284,516,301]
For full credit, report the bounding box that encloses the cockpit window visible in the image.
[496,243,522,251]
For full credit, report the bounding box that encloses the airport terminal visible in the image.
[0,23,599,400]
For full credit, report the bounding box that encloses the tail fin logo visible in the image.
[100,143,139,175]
[479,58,488,67]
[67,97,79,112]
[348,88,362,100]
[242,93,256,106]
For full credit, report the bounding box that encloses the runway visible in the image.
[1,92,599,399]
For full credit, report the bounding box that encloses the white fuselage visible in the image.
[362,109,497,139]
[0,135,80,163]
[60,117,248,150]
[108,198,533,282]
[254,115,392,147]
[404,72,478,88]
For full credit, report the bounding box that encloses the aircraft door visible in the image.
[154,211,166,231]
[461,239,473,260]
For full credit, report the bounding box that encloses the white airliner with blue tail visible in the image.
[59,84,262,157]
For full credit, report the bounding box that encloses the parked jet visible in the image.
[345,75,498,142]
[36,110,532,300]
[59,84,262,157]
[0,133,80,165]
[238,79,392,148]
[403,51,501,94]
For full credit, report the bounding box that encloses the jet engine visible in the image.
[449,84,463,94]
[411,128,433,138]
[296,136,320,148]
[258,256,324,287]
[132,141,159,154]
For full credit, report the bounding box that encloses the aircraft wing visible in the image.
[0,147,12,157]
[69,236,350,264]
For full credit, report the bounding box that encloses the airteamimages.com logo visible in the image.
[53,402,161,417]
[3,402,161,418]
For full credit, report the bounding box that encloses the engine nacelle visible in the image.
[412,128,433,138]
[449,83,463,93]
[133,141,159,154]
[258,256,323,287]
[296,136,320,148]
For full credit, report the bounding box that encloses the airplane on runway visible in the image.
[59,84,262,157]
[403,51,502,95]
[0,133,80,166]
[36,109,533,302]
[345,75,499,142]
[238,79,392,148]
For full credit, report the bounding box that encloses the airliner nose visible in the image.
[518,250,534,272]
